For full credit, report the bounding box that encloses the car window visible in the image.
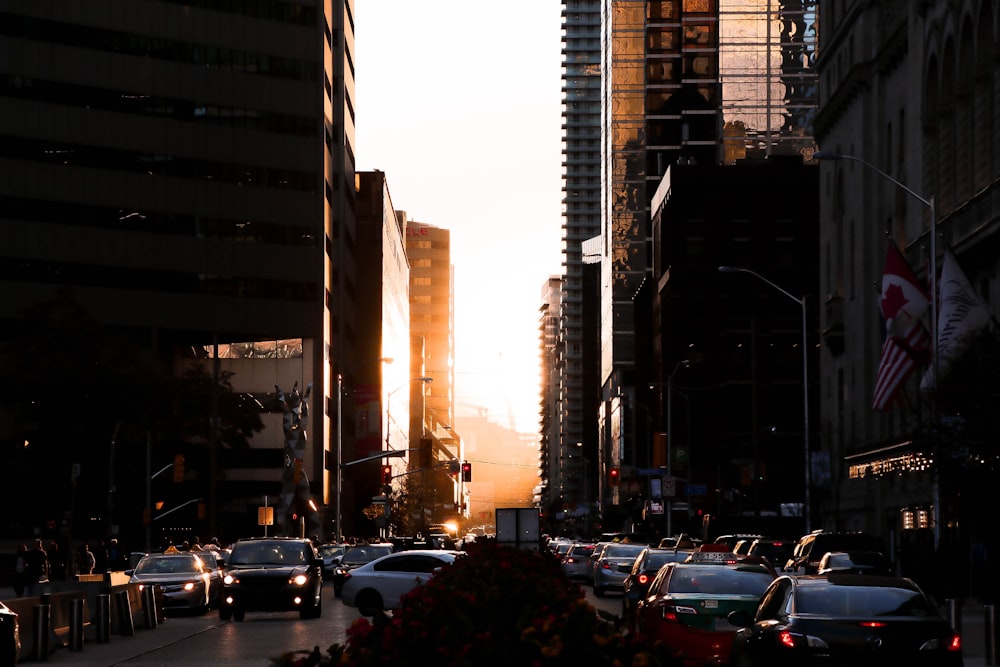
[374,554,452,573]
[756,578,791,621]
[797,583,935,617]
[606,544,645,558]
[667,566,774,595]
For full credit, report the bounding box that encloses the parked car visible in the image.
[592,542,648,597]
[816,550,895,575]
[219,537,323,621]
[784,530,884,574]
[621,547,694,622]
[340,549,464,616]
[331,542,395,597]
[561,543,597,582]
[632,551,776,667]
[713,534,764,551]
[128,552,213,614]
[728,573,962,666]
[316,543,347,580]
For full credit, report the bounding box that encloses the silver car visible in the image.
[561,543,597,582]
[128,552,212,614]
[592,542,647,597]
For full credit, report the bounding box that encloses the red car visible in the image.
[632,546,775,667]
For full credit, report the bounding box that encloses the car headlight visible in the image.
[223,574,237,585]
[292,574,308,586]
[183,582,196,591]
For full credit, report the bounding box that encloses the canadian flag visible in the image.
[872,242,931,411]
[920,248,992,391]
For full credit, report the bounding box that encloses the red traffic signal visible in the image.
[609,467,620,485]
[381,464,393,485]
[461,461,472,482]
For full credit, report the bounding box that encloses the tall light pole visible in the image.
[719,266,811,532]
[813,150,938,544]
[335,373,343,542]
[665,360,690,538]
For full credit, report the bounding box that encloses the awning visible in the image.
[844,440,932,479]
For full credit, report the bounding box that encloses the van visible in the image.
[784,530,885,574]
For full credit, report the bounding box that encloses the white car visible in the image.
[339,549,464,616]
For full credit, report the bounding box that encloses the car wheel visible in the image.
[219,606,232,621]
[356,590,384,617]
[233,608,245,622]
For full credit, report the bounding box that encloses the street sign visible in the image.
[257,506,274,526]
[664,476,676,497]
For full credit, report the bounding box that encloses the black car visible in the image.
[621,547,693,623]
[784,530,884,574]
[219,537,323,621]
[331,542,395,597]
[728,573,963,666]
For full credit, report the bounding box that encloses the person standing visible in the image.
[11,544,27,597]
[92,539,109,573]
[73,543,95,576]
[47,540,66,581]
[23,539,49,596]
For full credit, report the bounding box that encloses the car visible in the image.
[219,537,323,621]
[713,534,765,551]
[621,547,695,623]
[816,550,895,575]
[592,541,648,597]
[561,543,597,582]
[316,543,347,580]
[727,573,963,666]
[784,530,884,574]
[745,538,795,570]
[127,552,213,614]
[340,549,464,616]
[632,549,776,667]
[331,542,395,597]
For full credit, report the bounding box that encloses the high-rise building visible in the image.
[0,1,357,541]
[558,0,604,509]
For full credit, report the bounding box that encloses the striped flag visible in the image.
[872,241,931,411]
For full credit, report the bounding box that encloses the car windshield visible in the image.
[319,546,346,559]
[135,556,200,574]
[668,566,774,595]
[343,545,393,564]
[606,544,646,558]
[230,542,309,565]
[797,582,937,617]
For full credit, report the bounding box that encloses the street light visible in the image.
[718,266,811,532]
[665,360,690,538]
[813,150,939,545]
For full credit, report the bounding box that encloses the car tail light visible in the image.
[778,631,827,649]
[638,573,650,585]
[920,634,961,652]
[659,603,696,621]
[859,621,886,628]
[600,560,612,570]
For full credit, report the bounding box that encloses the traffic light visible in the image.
[461,461,472,482]
[609,467,620,485]
[172,454,185,483]
[381,464,393,485]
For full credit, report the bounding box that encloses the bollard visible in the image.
[987,604,997,666]
[115,589,134,637]
[142,585,158,629]
[95,593,111,644]
[68,598,85,651]
[33,603,51,661]
[946,598,961,634]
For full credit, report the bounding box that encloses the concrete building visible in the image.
[0,0,359,543]
[814,0,1000,588]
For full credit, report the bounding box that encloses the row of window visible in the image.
[2,135,317,193]
[2,76,316,138]
[1,12,319,83]
[4,196,318,247]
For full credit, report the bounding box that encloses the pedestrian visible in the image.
[73,543,96,576]
[10,544,27,597]
[108,538,128,571]
[92,539,109,573]
[23,539,49,596]
[47,540,66,581]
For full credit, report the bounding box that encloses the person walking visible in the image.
[23,539,49,597]
[11,544,27,597]
[73,543,96,576]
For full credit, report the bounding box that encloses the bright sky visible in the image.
[354,2,564,434]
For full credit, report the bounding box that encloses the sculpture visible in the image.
[274,382,321,537]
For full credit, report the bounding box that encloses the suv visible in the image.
[784,531,884,574]
[219,537,324,621]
